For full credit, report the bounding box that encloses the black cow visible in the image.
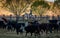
[24,21,40,36]
[39,20,59,34]
[0,21,7,29]
[39,23,59,34]
[49,20,59,32]
[15,22,25,34]
[7,21,13,31]
[1,17,25,34]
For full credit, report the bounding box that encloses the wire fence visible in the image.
[0,15,60,23]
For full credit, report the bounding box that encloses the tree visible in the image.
[1,0,34,22]
[54,0,60,9]
[31,0,50,16]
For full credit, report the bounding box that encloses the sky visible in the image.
[45,0,55,2]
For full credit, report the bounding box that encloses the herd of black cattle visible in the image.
[0,17,60,36]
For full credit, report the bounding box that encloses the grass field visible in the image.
[0,29,60,38]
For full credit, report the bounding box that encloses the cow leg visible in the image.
[34,33,36,36]
[56,26,59,33]
[46,30,48,34]
[17,31,19,35]
[16,29,19,35]
[25,32,28,37]
[57,28,59,33]
[55,28,58,33]
[37,30,40,36]
[49,28,52,33]
[11,27,12,32]
[38,32,40,35]
[31,33,32,36]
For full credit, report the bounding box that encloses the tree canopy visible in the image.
[2,0,34,15]
[1,0,60,16]
[54,0,60,9]
[31,0,50,15]
[31,1,50,9]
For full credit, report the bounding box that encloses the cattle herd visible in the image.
[0,17,60,36]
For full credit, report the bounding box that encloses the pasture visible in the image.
[0,29,60,38]
[0,17,60,38]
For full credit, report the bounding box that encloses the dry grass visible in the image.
[0,29,60,38]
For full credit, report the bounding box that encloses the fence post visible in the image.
[10,14,12,21]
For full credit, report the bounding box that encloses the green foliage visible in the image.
[6,0,12,5]
[25,0,32,4]
[31,1,50,9]
[31,1,50,15]
[16,0,20,4]
[54,0,60,8]
[32,1,40,7]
